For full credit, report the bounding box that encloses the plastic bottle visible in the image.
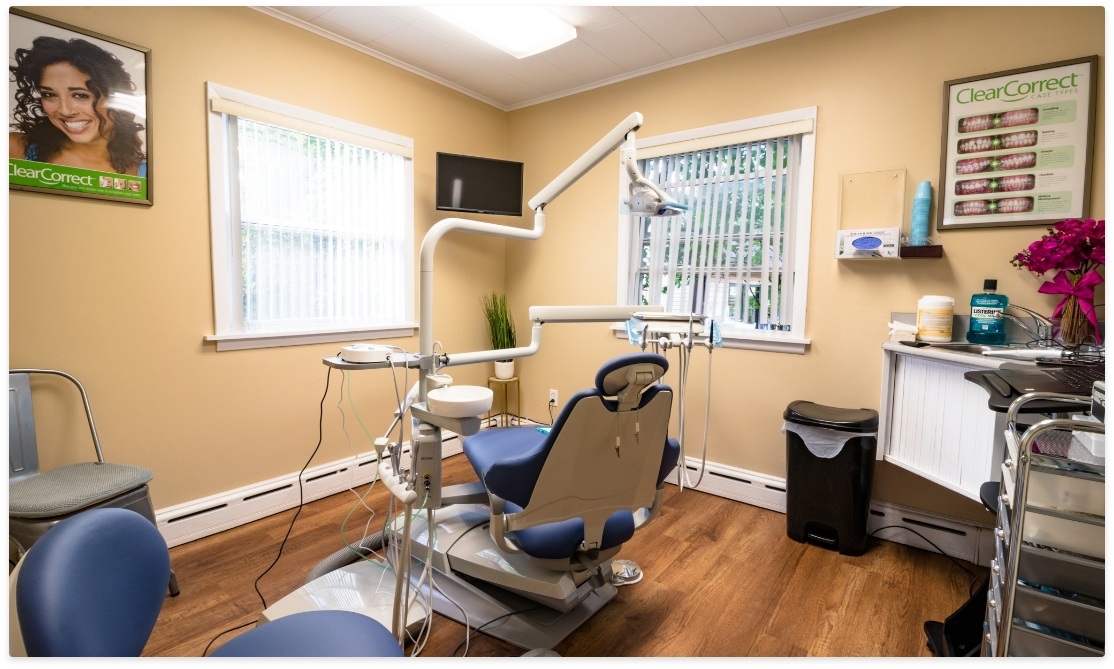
[966,279,1008,345]
[916,295,955,342]
[910,180,932,246]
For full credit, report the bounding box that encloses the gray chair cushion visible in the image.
[10,463,153,518]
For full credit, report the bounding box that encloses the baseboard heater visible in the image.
[157,436,462,547]
[158,432,993,567]
[667,457,995,567]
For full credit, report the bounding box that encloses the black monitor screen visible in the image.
[435,152,523,217]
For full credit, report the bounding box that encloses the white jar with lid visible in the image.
[916,295,955,342]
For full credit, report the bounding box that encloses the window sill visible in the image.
[610,326,809,354]
[204,325,416,352]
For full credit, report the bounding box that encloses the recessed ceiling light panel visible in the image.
[425,6,577,59]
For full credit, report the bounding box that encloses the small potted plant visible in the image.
[481,291,517,379]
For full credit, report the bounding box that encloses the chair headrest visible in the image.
[594,353,668,410]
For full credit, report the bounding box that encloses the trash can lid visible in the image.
[783,400,878,432]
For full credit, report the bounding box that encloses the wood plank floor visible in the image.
[144,453,986,658]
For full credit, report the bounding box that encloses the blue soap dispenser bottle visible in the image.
[966,279,1008,345]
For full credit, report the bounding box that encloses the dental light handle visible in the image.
[624,152,672,203]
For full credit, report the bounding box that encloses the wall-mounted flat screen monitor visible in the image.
[436,152,523,217]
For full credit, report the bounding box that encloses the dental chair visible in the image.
[461,352,680,589]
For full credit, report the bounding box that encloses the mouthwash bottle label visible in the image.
[971,305,1004,330]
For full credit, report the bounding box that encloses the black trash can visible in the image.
[784,400,878,556]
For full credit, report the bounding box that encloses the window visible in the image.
[618,108,816,353]
[205,83,415,351]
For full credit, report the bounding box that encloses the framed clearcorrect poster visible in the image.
[938,56,1096,230]
[9,9,151,204]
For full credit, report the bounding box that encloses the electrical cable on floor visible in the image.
[451,605,546,657]
[202,364,336,655]
[869,524,982,596]
[429,570,472,657]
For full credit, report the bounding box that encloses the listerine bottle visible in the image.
[966,279,1008,345]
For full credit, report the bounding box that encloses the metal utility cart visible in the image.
[984,391,1105,657]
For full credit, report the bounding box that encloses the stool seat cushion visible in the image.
[10,463,153,518]
[211,611,403,657]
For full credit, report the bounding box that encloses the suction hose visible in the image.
[303,531,389,585]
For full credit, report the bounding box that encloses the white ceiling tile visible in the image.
[538,39,625,85]
[370,24,457,70]
[698,6,791,44]
[546,6,629,35]
[375,5,429,24]
[313,6,406,45]
[577,20,673,73]
[493,57,584,97]
[630,7,726,59]
[261,6,884,110]
[779,6,869,28]
[613,6,663,20]
[404,12,510,59]
[269,6,332,23]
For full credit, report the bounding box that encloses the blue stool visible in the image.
[210,610,403,657]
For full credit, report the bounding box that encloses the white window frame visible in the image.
[204,82,416,351]
[616,107,816,354]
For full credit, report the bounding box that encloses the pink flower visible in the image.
[1011,218,1104,276]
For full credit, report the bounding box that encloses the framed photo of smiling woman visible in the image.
[8,9,151,205]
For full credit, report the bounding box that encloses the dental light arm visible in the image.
[419,112,682,387]
[420,113,648,364]
[527,112,643,211]
[442,305,664,368]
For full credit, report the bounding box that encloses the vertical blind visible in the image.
[629,134,800,330]
[233,118,409,333]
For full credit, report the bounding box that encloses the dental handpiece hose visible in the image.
[392,499,414,645]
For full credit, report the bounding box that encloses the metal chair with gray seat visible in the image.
[8,369,179,596]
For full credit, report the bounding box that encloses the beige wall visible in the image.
[9,7,1104,525]
[9,6,511,507]
[505,6,1105,523]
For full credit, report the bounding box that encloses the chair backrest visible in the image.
[489,353,676,551]
[15,507,170,656]
[8,369,107,474]
[9,372,40,482]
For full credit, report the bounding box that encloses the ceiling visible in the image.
[259,5,892,111]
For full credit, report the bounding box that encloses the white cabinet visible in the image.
[879,343,1008,501]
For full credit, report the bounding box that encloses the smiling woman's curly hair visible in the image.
[10,35,145,173]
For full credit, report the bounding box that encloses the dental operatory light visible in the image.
[625,153,688,217]
[424,6,577,59]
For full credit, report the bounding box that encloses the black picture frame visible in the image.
[9,9,152,205]
[937,56,1097,231]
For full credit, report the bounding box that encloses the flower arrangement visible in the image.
[1010,218,1104,344]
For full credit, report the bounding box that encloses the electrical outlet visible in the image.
[549,389,558,406]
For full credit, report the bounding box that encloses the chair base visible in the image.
[9,485,179,597]
[270,503,620,651]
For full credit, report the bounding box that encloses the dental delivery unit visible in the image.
[265,113,719,653]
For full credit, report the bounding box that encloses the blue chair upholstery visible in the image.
[462,353,680,571]
[15,507,170,656]
[12,507,403,658]
[210,610,404,657]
